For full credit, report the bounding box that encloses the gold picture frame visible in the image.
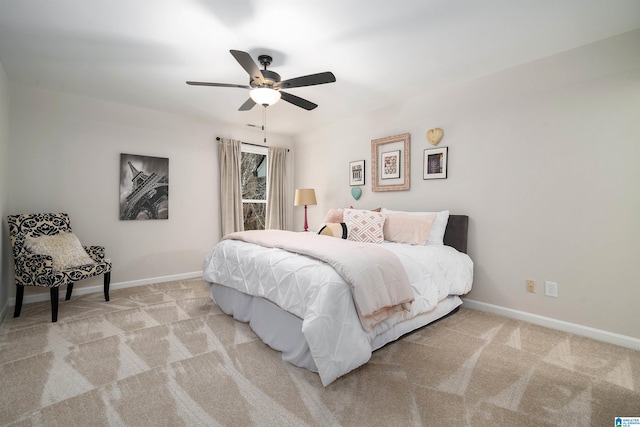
[371,133,410,191]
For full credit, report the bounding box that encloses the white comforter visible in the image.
[222,231,414,332]
[203,237,473,386]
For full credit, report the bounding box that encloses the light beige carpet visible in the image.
[1,278,638,426]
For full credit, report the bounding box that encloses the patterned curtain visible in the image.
[266,146,289,230]
[218,138,244,236]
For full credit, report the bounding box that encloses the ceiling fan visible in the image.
[186,50,336,111]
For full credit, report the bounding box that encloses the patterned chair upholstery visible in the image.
[7,213,112,322]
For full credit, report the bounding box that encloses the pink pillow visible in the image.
[322,208,344,223]
[383,213,436,245]
[343,209,385,244]
[381,208,449,245]
[323,207,382,224]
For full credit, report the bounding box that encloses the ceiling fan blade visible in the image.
[280,91,318,110]
[230,50,265,86]
[239,98,256,111]
[275,72,336,90]
[186,81,250,89]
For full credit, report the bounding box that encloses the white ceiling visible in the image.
[1,0,639,136]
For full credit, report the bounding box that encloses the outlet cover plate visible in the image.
[545,281,558,298]
[526,280,536,293]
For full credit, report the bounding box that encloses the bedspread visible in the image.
[223,230,413,331]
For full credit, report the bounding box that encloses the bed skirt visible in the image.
[209,283,462,373]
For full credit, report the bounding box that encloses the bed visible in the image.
[203,209,473,386]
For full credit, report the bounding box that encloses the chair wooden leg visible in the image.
[13,284,24,318]
[104,272,111,302]
[50,287,59,323]
[65,283,74,301]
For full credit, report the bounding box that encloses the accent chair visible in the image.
[7,212,112,322]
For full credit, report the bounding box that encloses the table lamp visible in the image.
[294,188,317,232]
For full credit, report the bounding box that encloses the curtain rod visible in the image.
[216,137,289,152]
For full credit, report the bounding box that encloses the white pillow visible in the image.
[343,209,385,244]
[380,208,449,245]
[24,232,96,270]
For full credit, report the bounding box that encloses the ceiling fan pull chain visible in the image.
[263,106,267,143]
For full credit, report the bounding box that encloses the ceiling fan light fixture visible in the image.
[250,87,281,106]
[187,50,335,111]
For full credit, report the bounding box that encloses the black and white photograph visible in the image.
[349,160,365,186]
[119,153,169,220]
[423,147,448,180]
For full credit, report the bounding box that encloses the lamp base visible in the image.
[303,205,309,232]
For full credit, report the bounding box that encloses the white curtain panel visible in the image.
[266,146,289,230]
[218,138,244,236]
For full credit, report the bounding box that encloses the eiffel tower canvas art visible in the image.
[119,153,169,220]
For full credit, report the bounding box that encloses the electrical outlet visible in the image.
[545,281,558,298]
[526,280,536,293]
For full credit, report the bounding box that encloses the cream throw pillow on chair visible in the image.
[25,232,96,270]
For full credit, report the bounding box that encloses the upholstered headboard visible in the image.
[443,215,469,254]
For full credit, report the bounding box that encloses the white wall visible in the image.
[6,84,293,301]
[294,30,640,339]
[0,61,10,318]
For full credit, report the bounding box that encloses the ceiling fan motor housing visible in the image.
[251,69,280,88]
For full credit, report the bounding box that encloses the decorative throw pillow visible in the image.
[25,232,96,270]
[381,208,449,245]
[349,206,381,212]
[317,222,350,239]
[322,208,344,223]
[322,207,382,225]
[383,213,436,245]
[343,209,385,244]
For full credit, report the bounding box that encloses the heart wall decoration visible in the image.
[427,128,444,146]
[351,187,362,200]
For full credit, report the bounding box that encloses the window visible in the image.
[241,145,268,230]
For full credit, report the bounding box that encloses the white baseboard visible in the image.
[6,280,637,352]
[7,271,203,306]
[462,298,640,351]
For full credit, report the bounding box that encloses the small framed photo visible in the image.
[423,147,448,180]
[349,160,365,186]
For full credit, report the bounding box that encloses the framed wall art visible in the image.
[423,147,448,180]
[349,160,365,186]
[119,153,169,220]
[381,150,400,179]
[371,133,410,191]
